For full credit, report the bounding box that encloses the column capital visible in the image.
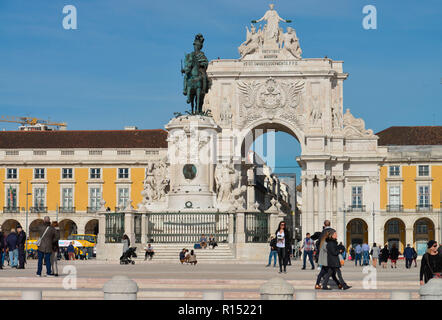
[317,174,326,181]
[302,174,315,181]
[335,175,345,182]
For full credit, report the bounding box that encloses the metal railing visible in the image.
[245,213,269,243]
[3,207,20,213]
[105,212,125,243]
[146,212,230,243]
[347,205,366,212]
[416,204,433,212]
[386,205,404,212]
[59,207,76,214]
[30,207,47,213]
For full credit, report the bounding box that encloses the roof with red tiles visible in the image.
[0,130,168,149]
[376,126,442,146]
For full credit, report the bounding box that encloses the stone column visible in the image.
[336,176,345,243]
[228,213,235,243]
[317,175,326,228]
[246,166,256,210]
[235,212,245,243]
[97,210,107,246]
[406,228,413,247]
[306,175,314,234]
[141,213,147,245]
[326,176,333,222]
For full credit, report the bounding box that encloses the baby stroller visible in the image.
[120,247,137,265]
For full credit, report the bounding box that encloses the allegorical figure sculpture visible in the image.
[181,33,210,114]
[252,3,291,43]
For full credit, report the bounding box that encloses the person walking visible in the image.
[389,243,400,269]
[50,221,60,276]
[354,244,362,266]
[420,240,442,285]
[403,244,414,269]
[412,246,418,267]
[349,246,355,261]
[362,243,370,266]
[321,230,351,290]
[67,242,75,260]
[266,235,278,267]
[16,225,26,269]
[312,220,340,289]
[122,234,130,255]
[337,242,346,260]
[36,216,56,277]
[301,233,315,270]
[380,245,389,269]
[6,228,18,268]
[275,221,291,274]
[370,243,380,267]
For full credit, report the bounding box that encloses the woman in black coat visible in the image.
[379,245,389,269]
[275,221,291,274]
[389,244,400,269]
[420,240,442,285]
[321,230,351,290]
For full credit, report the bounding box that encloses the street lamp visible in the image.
[25,180,32,255]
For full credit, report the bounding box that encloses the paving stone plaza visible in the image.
[0,259,424,300]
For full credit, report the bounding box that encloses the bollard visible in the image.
[260,277,294,300]
[295,291,316,300]
[390,291,411,300]
[419,278,442,300]
[203,291,224,300]
[22,290,42,300]
[103,275,138,300]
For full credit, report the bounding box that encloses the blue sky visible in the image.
[1,0,441,176]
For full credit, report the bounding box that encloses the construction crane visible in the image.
[0,116,67,131]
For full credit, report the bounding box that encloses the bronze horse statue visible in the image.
[181,34,210,114]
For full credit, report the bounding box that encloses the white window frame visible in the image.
[417,184,431,207]
[33,185,46,208]
[90,168,101,179]
[351,186,363,208]
[60,186,74,209]
[388,165,401,177]
[6,168,18,180]
[117,186,130,209]
[117,168,130,180]
[61,168,74,180]
[388,184,402,207]
[88,186,102,210]
[417,164,431,177]
[4,184,19,208]
[34,168,45,179]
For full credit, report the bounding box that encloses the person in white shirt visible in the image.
[275,221,291,274]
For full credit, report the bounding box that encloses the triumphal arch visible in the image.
[97,4,386,261]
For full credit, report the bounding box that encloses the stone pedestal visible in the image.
[260,278,294,300]
[103,276,138,300]
[166,115,220,210]
[419,278,442,300]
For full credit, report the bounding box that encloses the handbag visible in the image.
[36,227,49,247]
[339,254,345,266]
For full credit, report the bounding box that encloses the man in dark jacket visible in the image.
[6,229,19,268]
[16,225,26,269]
[36,217,56,276]
[403,244,414,269]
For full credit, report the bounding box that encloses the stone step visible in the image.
[0,289,421,300]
